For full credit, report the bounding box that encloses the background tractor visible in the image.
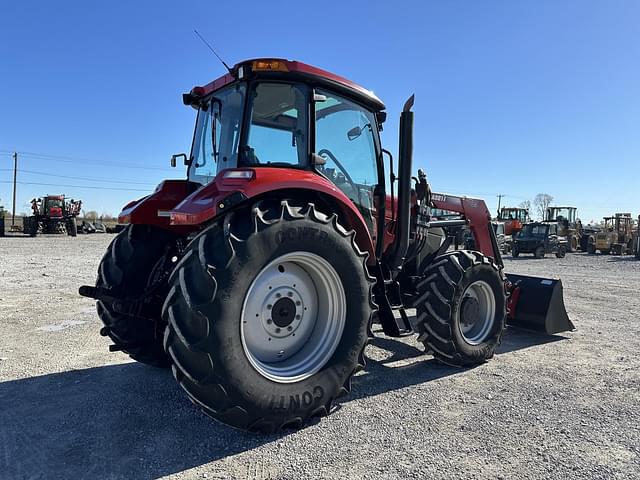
[497,207,529,236]
[589,213,634,255]
[80,58,573,433]
[543,206,581,252]
[23,195,81,237]
[496,207,529,253]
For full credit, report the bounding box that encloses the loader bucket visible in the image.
[505,274,575,335]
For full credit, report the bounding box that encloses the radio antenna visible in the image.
[193,29,232,73]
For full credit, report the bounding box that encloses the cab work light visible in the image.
[252,60,289,72]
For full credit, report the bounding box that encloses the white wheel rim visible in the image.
[457,280,496,345]
[240,252,346,383]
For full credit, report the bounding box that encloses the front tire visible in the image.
[415,251,506,367]
[534,246,545,259]
[163,201,374,433]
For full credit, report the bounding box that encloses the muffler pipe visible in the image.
[387,95,414,275]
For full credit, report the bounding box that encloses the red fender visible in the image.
[120,168,376,259]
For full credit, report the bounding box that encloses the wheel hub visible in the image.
[241,252,346,383]
[261,287,304,338]
[460,296,480,326]
[458,280,496,345]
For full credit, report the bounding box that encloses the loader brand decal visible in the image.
[268,386,324,411]
[432,194,448,203]
[276,227,329,244]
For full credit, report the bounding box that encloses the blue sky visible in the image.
[1,0,638,222]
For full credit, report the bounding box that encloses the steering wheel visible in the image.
[317,149,355,187]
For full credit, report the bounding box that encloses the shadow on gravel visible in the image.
[0,363,277,480]
[0,329,569,479]
[497,326,566,354]
[605,255,639,263]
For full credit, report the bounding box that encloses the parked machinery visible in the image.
[80,58,573,432]
[590,213,634,255]
[634,215,640,259]
[497,207,529,236]
[543,206,581,252]
[512,222,567,259]
[23,195,81,237]
[496,207,529,253]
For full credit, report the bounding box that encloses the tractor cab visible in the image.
[163,59,390,254]
[497,207,529,236]
[545,206,577,229]
[544,206,580,251]
[43,196,65,218]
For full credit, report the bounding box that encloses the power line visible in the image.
[0,150,175,172]
[0,180,150,192]
[0,168,159,186]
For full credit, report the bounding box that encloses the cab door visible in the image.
[314,90,380,236]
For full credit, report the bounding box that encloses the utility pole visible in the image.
[11,152,17,226]
[496,194,505,217]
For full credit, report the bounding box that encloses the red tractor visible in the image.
[81,59,572,432]
[497,207,529,236]
[23,195,81,237]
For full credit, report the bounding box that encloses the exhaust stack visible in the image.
[387,95,414,275]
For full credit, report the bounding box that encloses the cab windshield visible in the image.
[547,207,575,223]
[188,84,246,184]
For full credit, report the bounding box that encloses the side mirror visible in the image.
[170,153,188,168]
[347,126,362,141]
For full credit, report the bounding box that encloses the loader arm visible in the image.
[430,192,503,266]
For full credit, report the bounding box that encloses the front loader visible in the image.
[80,59,573,432]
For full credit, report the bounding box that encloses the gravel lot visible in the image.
[1,234,639,480]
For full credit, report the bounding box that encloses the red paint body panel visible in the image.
[120,168,376,258]
[49,207,63,218]
[172,168,375,257]
[118,180,195,234]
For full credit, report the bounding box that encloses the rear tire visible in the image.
[415,251,506,367]
[163,201,374,432]
[587,242,596,254]
[555,245,566,258]
[511,245,520,258]
[96,224,178,367]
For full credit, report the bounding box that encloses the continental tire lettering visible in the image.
[313,385,324,400]
[269,387,324,411]
[289,394,301,410]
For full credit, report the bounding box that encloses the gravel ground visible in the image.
[0,234,639,480]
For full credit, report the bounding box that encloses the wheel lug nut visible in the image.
[267,304,272,310]
[267,319,272,324]
[287,292,293,297]
[276,293,281,298]
[275,328,281,333]
[287,326,293,331]
[295,315,301,320]
[296,301,301,306]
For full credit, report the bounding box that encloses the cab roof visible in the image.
[189,58,385,112]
